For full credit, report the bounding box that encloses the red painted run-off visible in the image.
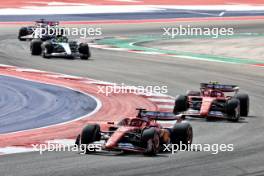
[0,0,263,8]
[0,66,164,147]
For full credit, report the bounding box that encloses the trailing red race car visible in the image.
[173,82,249,122]
[75,108,193,155]
[18,19,60,41]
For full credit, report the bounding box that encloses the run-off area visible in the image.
[0,75,97,134]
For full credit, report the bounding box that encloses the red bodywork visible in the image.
[179,83,239,119]
[189,89,228,117]
[98,111,181,152]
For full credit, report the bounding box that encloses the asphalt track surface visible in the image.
[0,21,263,176]
[0,75,97,134]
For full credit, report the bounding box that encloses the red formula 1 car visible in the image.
[75,108,193,155]
[173,82,249,122]
[18,19,60,41]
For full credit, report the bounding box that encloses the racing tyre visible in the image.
[170,123,193,150]
[80,124,101,145]
[18,27,28,41]
[226,98,240,122]
[41,42,53,59]
[79,43,91,60]
[30,39,42,55]
[234,93,249,116]
[142,128,160,156]
[75,134,81,146]
[173,95,188,114]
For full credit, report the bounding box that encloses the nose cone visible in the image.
[105,127,132,149]
[105,138,116,149]
[200,97,213,116]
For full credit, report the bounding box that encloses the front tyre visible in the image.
[170,123,193,150]
[142,128,160,156]
[41,41,53,59]
[234,93,249,116]
[79,124,101,153]
[80,124,101,145]
[226,98,240,122]
[30,39,42,55]
[79,43,91,60]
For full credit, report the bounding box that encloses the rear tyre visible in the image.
[234,93,249,116]
[226,98,240,122]
[142,128,160,156]
[170,123,193,150]
[18,27,28,41]
[30,39,42,55]
[173,95,188,114]
[79,43,91,60]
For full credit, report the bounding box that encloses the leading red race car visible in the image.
[173,82,249,122]
[75,108,193,155]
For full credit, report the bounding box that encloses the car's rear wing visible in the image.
[200,83,239,92]
[35,19,59,26]
[137,108,180,121]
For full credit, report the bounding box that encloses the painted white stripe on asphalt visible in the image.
[15,68,47,73]
[0,64,15,68]
[45,74,83,79]
[140,51,163,55]
[157,105,174,109]
[137,92,169,97]
[148,98,174,103]
[46,139,75,146]
[0,147,36,154]
[89,44,110,48]
[88,81,116,85]
[171,55,235,64]
[103,48,130,51]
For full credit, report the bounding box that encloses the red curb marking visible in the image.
[253,64,264,67]
[0,0,263,8]
[1,16,264,25]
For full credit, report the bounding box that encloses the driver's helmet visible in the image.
[203,90,210,97]
[210,90,217,97]
[55,36,68,43]
[130,118,143,126]
[210,90,223,97]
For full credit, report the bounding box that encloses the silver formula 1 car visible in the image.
[30,36,91,60]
